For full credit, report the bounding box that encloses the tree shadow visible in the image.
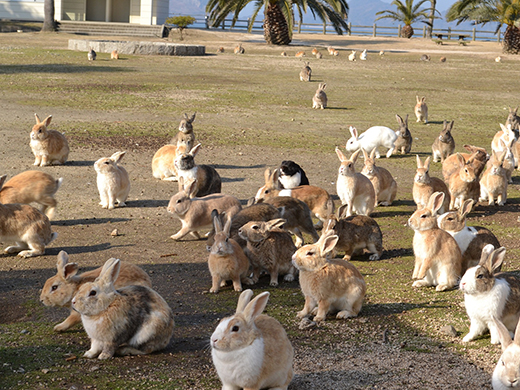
[0,64,132,75]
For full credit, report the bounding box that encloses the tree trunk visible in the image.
[402,24,414,39]
[263,3,291,45]
[503,24,520,54]
[426,0,436,39]
[41,0,56,32]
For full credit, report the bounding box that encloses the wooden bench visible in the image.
[434,33,470,45]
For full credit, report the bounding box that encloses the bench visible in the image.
[434,33,470,45]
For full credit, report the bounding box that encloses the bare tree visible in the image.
[41,0,56,32]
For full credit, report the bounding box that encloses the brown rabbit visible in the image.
[170,112,196,151]
[432,120,455,163]
[414,96,428,123]
[312,83,327,109]
[30,114,69,166]
[413,155,450,213]
[0,171,62,220]
[447,153,479,210]
[394,114,413,154]
[442,144,488,181]
[360,148,397,206]
[408,192,464,291]
[480,150,508,206]
[506,106,520,132]
[299,61,312,82]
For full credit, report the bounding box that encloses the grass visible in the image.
[0,30,517,388]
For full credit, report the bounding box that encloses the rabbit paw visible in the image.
[337,310,356,319]
[283,274,295,282]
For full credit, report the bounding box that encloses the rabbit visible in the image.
[322,204,383,260]
[110,50,119,60]
[413,155,450,213]
[40,250,152,332]
[496,138,515,183]
[408,191,464,291]
[438,199,500,269]
[506,105,520,132]
[0,171,62,220]
[327,46,335,55]
[254,168,334,229]
[211,290,294,390]
[258,196,320,247]
[447,152,479,210]
[0,201,57,257]
[491,316,520,389]
[278,160,310,188]
[442,144,488,181]
[170,112,196,151]
[174,143,222,198]
[71,258,174,359]
[360,148,397,206]
[206,202,281,248]
[348,50,357,61]
[492,123,516,155]
[30,113,69,166]
[360,49,367,60]
[292,232,366,321]
[459,245,520,344]
[414,96,428,123]
[295,51,306,58]
[432,120,456,163]
[335,147,376,217]
[151,143,187,181]
[480,150,508,206]
[299,61,312,82]
[419,54,431,61]
[87,47,96,61]
[312,83,327,109]
[94,151,130,210]
[394,114,413,154]
[207,215,252,293]
[167,179,242,241]
[238,218,297,286]
[345,125,397,159]
[315,51,323,59]
[234,43,244,54]
[311,47,319,56]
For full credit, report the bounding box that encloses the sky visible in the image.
[379,0,455,12]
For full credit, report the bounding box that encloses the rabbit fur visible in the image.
[94,151,130,210]
[345,125,397,159]
[30,114,69,166]
[360,148,397,206]
[432,120,456,163]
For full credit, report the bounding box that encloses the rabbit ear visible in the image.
[499,123,508,133]
[263,168,272,184]
[369,148,377,160]
[98,258,121,286]
[424,156,431,170]
[271,168,280,184]
[489,247,507,274]
[478,244,496,267]
[236,289,254,314]
[361,148,369,161]
[405,114,409,125]
[56,251,73,279]
[43,115,53,127]
[246,197,256,207]
[337,203,348,219]
[34,113,41,124]
[265,218,286,231]
[189,143,201,157]
[351,149,362,163]
[351,127,358,139]
[456,153,465,167]
[213,213,223,233]
[189,112,196,123]
[335,147,348,162]
[223,216,232,236]
[421,97,426,102]
[185,179,198,197]
[416,155,422,168]
[320,234,339,257]
[460,199,474,219]
[492,315,513,351]
[427,192,445,214]
[0,175,7,191]
[110,151,126,163]
[416,96,420,103]
[243,291,270,323]
[396,114,403,125]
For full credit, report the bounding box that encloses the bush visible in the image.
[166,16,196,40]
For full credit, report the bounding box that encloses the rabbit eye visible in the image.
[252,225,259,230]
[104,161,109,165]
[420,214,427,219]
[476,274,483,279]
[306,251,313,256]
[231,325,239,332]
[51,285,58,291]
[264,190,269,194]
[38,130,42,133]
[225,238,228,243]
[89,290,97,296]
[447,217,454,221]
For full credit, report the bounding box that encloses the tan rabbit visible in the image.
[492,316,520,389]
[111,50,119,60]
[335,148,376,217]
[413,155,450,213]
[292,232,366,321]
[322,205,383,260]
[207,215,252,293]
[442,144,488,181]
[167,179,242,241]
[151,143,186,181]
[40,251,152,332]
[491,123,516,156]
[414,96,428,123]
[497,138,515,183]
[480,150,508,205]
[174,143,222,198]
[312,83,327,109]
[211,290,293,390]
[238,218,297,286]
[432,120,456,163]
[299,61,311,82]
[0,171,62,220]
[408,192,464,291]
[30,114,69,166]
[295,51,306,58]
[311,47,319,56]
[348,50,357,61]
[447,153,479,210]
[394,114,413,154]
[438,199,500,269]
[170,112,196,151]
[360,148,397,206]
[254,168,334,229]
[234,43,244,54]
[72,258,174,359]
[94,151,130,210]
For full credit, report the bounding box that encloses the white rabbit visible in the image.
[491,315,520,389]
[211,290,294,390]
[94,151,130,210]
[345,126,397,158]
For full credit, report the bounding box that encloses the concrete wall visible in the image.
[0,0,44,20]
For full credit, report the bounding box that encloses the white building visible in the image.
[0,0,169,25]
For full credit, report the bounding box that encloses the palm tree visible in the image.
[206,0,349,45]
[375,0,438,38]
[446,0,520,54]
